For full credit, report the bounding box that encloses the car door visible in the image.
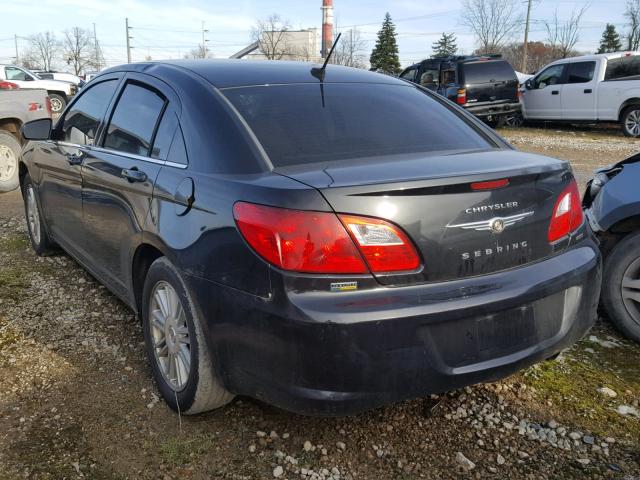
[3,66,38,88]
[34,76,120,255]
[521,63,567,119]
[561,61,597,120]
[81,74,176,300]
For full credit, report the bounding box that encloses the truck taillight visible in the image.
[456,88,467,105]
[0,81,19,90]
[233,202,420,274]
[548,180,583,243]
[45,96,52,117]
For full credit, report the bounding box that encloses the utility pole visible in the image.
[126,18,133,63]
[349,29,353,66]
[14,34,19,64]
[202,21,209,57]
[521,0,533,72]
[93,23,100,70]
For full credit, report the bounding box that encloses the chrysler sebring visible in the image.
[18,60,601,415]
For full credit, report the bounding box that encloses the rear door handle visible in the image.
[551,90,559,95]
[121,168,147,183]
[584,88,592,94]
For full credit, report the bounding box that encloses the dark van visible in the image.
[400,55,521,125]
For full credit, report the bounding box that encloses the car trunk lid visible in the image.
[276,149,572,285]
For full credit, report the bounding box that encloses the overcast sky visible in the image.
[0,0,631,69]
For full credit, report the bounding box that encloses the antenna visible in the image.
[311,32,342,82]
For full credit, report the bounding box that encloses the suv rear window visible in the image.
[605,56,640,80]
[459,61,516,84]
[223,83,492,167]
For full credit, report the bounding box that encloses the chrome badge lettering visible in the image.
[447,211,534,233]
[465,202,519,214]
[461,241,529,260]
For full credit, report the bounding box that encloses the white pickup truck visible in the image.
[521,52,640,137]
[0,64,77,114]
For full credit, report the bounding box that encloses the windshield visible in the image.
[223,83,492,167]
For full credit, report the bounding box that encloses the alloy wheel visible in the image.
[149,281,191,391]
[0,144,17,182]
[625,109,640,137]
[622,256,640,325]
[26,185,41,246]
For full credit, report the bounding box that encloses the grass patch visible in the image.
[522,333,640,445]
[160,434,216,466]
[0,266,29,302]
[0,235,28,254]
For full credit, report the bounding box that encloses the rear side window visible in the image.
[400,68,416,81]
[223,83,492,167]
[104,83,165,157]
[61,79,117,145]
[605,56,640,80]
[460,61,516,84]
[567,62,595,84]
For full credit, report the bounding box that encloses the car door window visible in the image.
[533,65,566,89]
[567,62,595,84]
[104,82,166,157]
[5,67,31,81]
[61,79,118,146]
[400,68,416,81]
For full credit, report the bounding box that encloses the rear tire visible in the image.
[602,230,640,343]
[0,131,21,193]
[142,257,233,414]
[621,105,640,137]
[22,173,58,256]
[48,93,66,114]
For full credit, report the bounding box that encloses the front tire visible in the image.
[621,105,640,137]
[48,93,66,114]
[22,174,58,256]
[602,231,640,343]
[0,131,21,192]
[142,257,233,414]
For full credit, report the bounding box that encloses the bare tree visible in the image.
[251,14,292,60]
[62,27,97,75]
[625,0,640,51]
[500,41,562,73]
[544,6,588,58]
[461,0,523,54]
[25,32,58,71]
[184,44,213,59]
[332,28,368,68]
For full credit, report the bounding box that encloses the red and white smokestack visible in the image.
[321,0,334,59]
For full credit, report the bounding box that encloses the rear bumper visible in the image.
[464,102,521,118]
[187,240,601,416]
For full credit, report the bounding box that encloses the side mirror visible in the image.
[24,76,34,82]
[524,79,533,90]
[22,118,52,140]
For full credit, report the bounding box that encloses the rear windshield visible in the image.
[223,83,492,167]
[460,61,516,84]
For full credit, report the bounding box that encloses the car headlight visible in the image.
[588,172,610,201]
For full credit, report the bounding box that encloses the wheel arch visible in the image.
[0,118,23,143]
[46,90,68,100]
[131,243,166,315]
[618,98,640,121]
[599,214,640,257]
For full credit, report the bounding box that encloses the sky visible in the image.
[0,0,632,70]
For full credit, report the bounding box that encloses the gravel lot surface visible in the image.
[1,126,639,479]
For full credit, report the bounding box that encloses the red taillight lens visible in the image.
[456,88,467,105]
[0,81,19,90]
[339,215,420,273]
[233,202,421,274]
[233,202,367,274]
[45,96,52,117]
[548,180,584,243]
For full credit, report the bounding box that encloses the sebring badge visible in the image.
[447,211,534,233]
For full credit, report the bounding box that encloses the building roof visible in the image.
[102,59,403,89]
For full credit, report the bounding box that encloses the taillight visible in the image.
[339,215,420,273]
[233,202,420,274]
[0,80,19,90]
[456,88,467,105]
[548,180,583,243]
[45,97,52,117]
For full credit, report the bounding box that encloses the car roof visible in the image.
[546,51,640,66]
[99,59,405,89]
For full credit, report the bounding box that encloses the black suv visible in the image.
[400,55,520,125]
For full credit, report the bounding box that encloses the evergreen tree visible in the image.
[597,24,622,53]
[369,13,401,74]
[432,32,458,57]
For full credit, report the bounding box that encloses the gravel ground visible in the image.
[1,126,639,480]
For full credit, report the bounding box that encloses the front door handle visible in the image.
[584,88,592,94]
[121,168,147,183]
[551,90,559,95]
